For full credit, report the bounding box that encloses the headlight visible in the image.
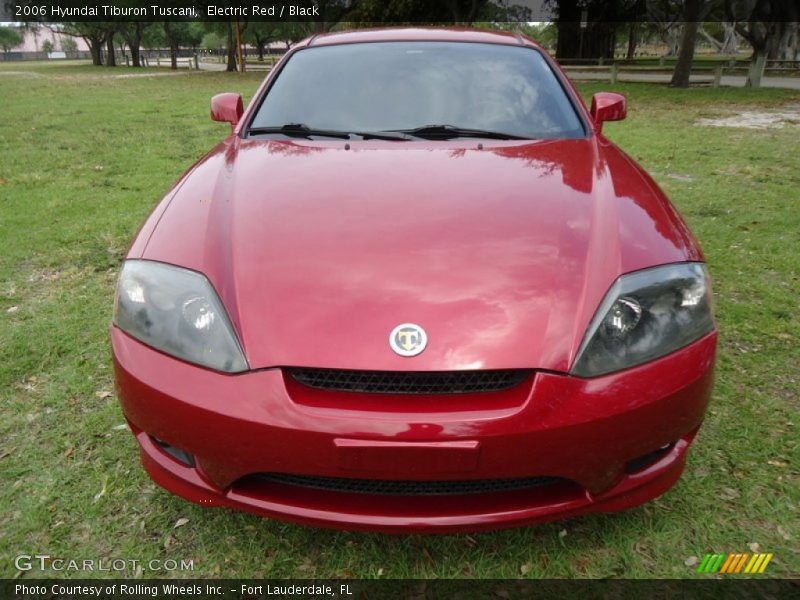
[113,260,248,373]
[571,263,714,377]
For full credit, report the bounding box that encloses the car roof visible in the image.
[295,27,541,50]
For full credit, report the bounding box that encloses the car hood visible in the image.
[137,137,701,372]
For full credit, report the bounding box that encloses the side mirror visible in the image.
[210,93,243,131]
[590,92,626,133]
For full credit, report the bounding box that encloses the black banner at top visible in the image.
[3,0,799,24]
[3,1,552,23]
[0,0,800,23]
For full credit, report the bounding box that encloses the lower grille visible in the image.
[288,368,530,394]
[259,473,562,496]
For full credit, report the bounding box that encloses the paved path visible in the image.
[566,70,800,90]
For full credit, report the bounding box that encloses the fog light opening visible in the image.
[625,443,675,474]
[152,437,196,468]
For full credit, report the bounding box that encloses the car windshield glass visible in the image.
[249,41,585,140]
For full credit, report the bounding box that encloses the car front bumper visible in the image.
[112,326,716,533]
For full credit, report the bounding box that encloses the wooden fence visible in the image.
[562,64,725,87]
[560,60,799,87]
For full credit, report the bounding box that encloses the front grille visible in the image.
[259,473,562,496]
[288,368,530,394]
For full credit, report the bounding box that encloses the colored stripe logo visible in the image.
[696,553,773,574]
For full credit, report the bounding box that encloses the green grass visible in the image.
[1,61,798,580]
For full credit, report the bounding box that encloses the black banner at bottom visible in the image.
[3,579,799,600]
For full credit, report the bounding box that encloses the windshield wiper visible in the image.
[356,130,413,141]
[388,124,530,140]
[248,123,350,139]
[248,123,411,141]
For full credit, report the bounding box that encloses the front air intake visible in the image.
[287,368,531,394]
[258,473,563,495]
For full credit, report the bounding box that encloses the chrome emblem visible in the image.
[389,323,427,357]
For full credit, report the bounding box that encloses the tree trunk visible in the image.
[733,0,799,71]
[162,22,177,70]
[767,23,784,60]
[790,23,799,61]
[257,40,264,61]
[670,0,703,88]
[746,50,767,87]
[555,0,580,59]
[131,24,142,67]
[721,22,738,55]
[105,34,116,66]
[626,22,639,60]
[665,24,681,56]
[556,21,579,58]
[767,23,793,60]
[670,21,698,87]
[86,36,103,66]
[698,25,722,51]
[466,0,481,23]
[226,22,237,72]
[90,41,101,65]
[130,42,141,67]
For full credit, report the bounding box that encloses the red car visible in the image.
[112,28,716,533]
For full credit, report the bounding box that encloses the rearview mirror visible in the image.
[210,93,243,131]
[590,92,626,133]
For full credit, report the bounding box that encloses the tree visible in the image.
[550,0,642,60]
[698,21,740,55]
[527,22,558,49]
[60,36,77,55]
[187,23,206,51]
[227,21,242,71]
[120,22,151,67]
[301,0,353,32]
[728,0,800,87]
[62,23,109,66]
[669,1,703,87]
[162,22,204,70]
[141,23,165,50]
[164,22,184,70]
[348,0,531,25]
[669,0,718,87]
[0,27,24,55]
[646,1,693,58]
[106,28,117,66]
[202,31,226,53]
[720,21,740,54]
[247,22,281,61]
[438,0,492,23]
[624,22,639,59]
[274,22,307,48]
[41,39,54,54]
[472,22,555,47]
[200,21,241,72]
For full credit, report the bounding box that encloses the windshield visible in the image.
[249,41,585,140]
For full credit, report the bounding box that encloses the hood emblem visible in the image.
[389,323,428,357]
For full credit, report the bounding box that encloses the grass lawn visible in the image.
[1,61,798,579]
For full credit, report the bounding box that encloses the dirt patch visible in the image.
[50,71,191,82]
[666,173,695,182]
[697,104,800,129]
[108,71,192,79]
[0,71,42,78]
